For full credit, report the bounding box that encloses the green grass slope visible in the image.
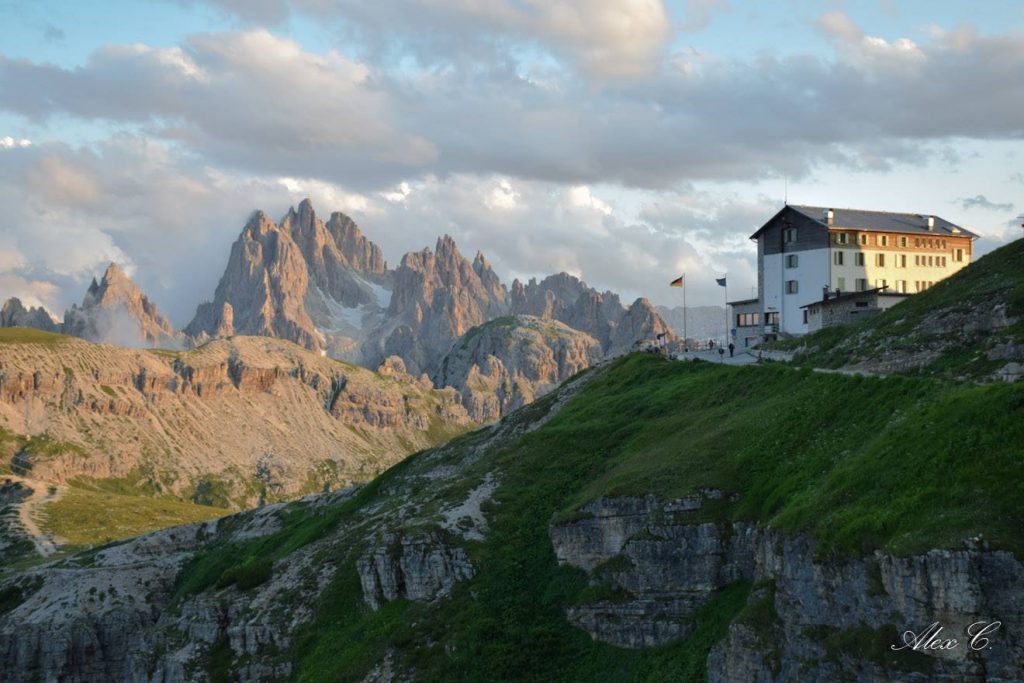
[768,238,1024,378]
[168,352,1022,682]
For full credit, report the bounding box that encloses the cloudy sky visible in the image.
[1,0,1022,323]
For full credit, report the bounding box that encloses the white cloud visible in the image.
[380,181,412,204]
[181,0,672,80]
[0,137,32,149]
[3,22,1024,190]
[485,179,518,211]
[566,185,613,216]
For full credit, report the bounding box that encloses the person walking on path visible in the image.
[728,342,735,358]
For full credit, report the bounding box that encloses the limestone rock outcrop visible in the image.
[357,531,475,609]
[550,493,1024,680]
[433,315,602,421]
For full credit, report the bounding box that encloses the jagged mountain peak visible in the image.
[187,201,390,356]
[93,262,139,299]
[0,297,60,332]
[435,234,461,259]
[63,263,180,348]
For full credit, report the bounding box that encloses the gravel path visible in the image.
[9,476,66,556]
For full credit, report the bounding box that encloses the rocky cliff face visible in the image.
[433,315,602,421]
[186,201,391,359]
[0,334,471,511]
[185,209,320,351]
[0,299,59,333]
[550,494,1023,681]
[511,273,673,354]
[381,237,508,375]
[64,263,181,348]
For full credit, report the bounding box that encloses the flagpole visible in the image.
[724,275,729,348]
[683,273,688,353]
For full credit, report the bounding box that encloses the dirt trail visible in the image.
[7,476,66,556]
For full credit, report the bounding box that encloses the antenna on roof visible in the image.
[784,176,788,205]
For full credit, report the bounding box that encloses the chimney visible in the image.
[927,215,935,230]
[824,208,834,226]
[822,285,830,302]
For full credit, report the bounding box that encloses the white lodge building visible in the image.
[747,205,977,337]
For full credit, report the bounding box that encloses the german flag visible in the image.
[669,275,684,287]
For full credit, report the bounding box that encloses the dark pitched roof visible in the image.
[749,204,978,240]
[799,287,909,309]
[789,205,977,238]
[727,298,758,306]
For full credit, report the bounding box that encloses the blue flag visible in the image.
[716,277,727,287]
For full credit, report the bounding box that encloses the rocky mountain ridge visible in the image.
[0,331,471,542]
[181,199,672,416]
[0,299,59,333]
[2,200,673,419]
[2,264,181,348]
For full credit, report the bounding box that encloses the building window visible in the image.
[940,256,947,267]
[765,311,779,326]
[834,232,849,245]
[859,234,868,245]
[942,239,947,249]
[954,248,964,262]
[833,251,844,266]
[856,278,869,292]
[803,309,808,324]
[855,253,866,266]
[876,279,887,289]
[736,312,761,327]
[855,301,869,308]
[898,254,907,268]
[784,227,798,243]
[786,254,799,268]
[785,280,799,294]
[927,255,934,266]
[900,236,908,247]
[878,235,888,246]
[875,253,886,267]
[837,277,846,291]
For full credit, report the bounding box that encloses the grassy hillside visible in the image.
[0,328,67,346]
[161,352,1023,681]
[768,238,1024,378]
[40,484,225,547]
